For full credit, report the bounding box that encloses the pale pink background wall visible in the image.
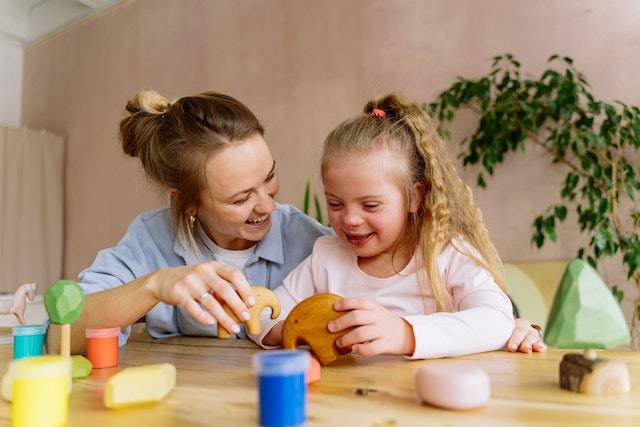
[21,0,640,316]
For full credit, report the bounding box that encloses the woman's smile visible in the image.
[245,214,270,226]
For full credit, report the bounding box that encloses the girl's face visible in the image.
[323,148,419,264]
[196,134,279,250]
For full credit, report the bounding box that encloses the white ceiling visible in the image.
[0,0,122,45]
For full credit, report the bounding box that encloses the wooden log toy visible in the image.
[282,293,351,366]
[559,350,630,395]
[415,362,491,410]
[218,286,281,338]
[44,280,85,358]
[104,363,176,409]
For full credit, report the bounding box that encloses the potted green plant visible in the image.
[302,181,327,226]
[427,54,640,348]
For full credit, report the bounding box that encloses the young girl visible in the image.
[250,94,515,359]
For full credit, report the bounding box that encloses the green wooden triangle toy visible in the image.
[545,259,630,349]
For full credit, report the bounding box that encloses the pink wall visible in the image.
[22,0,640,315]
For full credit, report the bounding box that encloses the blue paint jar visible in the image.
[253,350,309,427]
[12,324,46,360]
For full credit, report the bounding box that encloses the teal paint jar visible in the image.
[13,324,46,360]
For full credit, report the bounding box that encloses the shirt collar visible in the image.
[253,208,284,265]
[173,206,285,266]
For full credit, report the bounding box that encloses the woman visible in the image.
[46,90,543,354]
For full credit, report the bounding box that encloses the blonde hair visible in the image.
[321,94,506,312]
[119,89,264,253]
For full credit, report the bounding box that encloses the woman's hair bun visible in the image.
[120,89,171,158]
[125,90,170,115]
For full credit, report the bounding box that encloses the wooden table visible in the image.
[1,327,639,426]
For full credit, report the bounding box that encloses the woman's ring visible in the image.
[198,291,212,302]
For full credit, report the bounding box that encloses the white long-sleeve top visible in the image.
[250,235,515,359]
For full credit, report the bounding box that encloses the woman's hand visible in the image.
[148,261,255,335]
[328,298,415,356]
[507,318,546,353]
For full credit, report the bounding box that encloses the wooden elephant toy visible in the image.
[282,293,350,366]
[217,286,281,338]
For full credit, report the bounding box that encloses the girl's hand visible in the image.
[328,298,416,356]
[148,261,255,335]
[507,318,546,353]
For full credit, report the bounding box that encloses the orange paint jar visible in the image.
[85,327,120,369]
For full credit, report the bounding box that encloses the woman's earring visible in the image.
[189,215,196,229]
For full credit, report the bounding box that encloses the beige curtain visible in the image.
[0,126,64,294]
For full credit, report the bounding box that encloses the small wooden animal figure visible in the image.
[559,351,630,395]
[282,293,349,366]
[217,286,281,338]
[0,283,37,325]
[44,280,85,357]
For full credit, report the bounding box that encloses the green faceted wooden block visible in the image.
[545,259,630,349]
[44,280,85,324]
[71,355,93,379]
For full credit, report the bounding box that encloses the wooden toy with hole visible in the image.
[217,286,281,338]
[282,293,353,366]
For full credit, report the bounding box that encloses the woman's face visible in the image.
[196,134,279,250]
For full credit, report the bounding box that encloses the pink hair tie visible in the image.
[370,108,386,118]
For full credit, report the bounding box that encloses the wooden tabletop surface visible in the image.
[1,326,639,426]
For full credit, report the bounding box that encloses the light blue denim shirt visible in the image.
[79,204,331,345]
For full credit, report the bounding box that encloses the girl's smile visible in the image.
[344,232,374,246]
